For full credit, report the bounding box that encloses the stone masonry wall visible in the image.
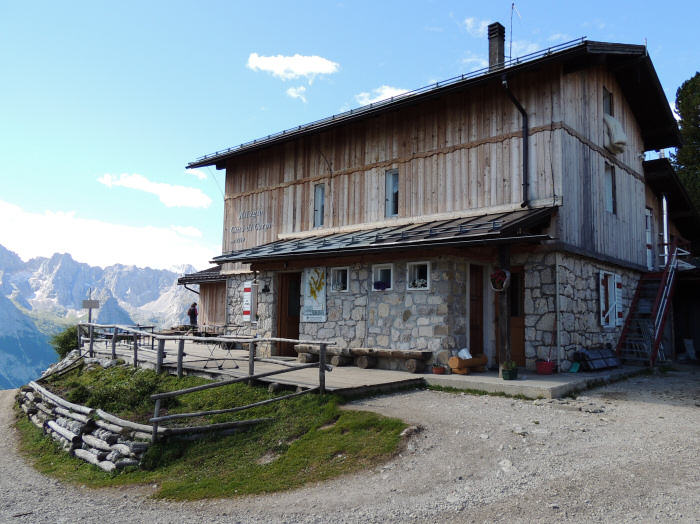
[300,256,468,366]
[515,251,640,371]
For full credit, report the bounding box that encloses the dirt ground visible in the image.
[2,366,699,523]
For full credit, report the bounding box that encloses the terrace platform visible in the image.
[85,339,640,399]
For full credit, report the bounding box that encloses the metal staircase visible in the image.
[616,237,692,366]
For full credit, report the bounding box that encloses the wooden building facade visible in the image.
[183,24,697,370]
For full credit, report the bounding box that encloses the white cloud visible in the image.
[461,51,488,71]
[508,40,540,58]
[171,225,202,238]
[187,169,208,181]
[0,200,216,270]
[548,33,570,43]
[286,86,307,102]
[246,53,339,83]
[463,17,491,38]
[355,85,409,106]
[98,173,212,208]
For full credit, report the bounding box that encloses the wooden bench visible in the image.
[295,345,433,373]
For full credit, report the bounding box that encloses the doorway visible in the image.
[469,265,484,354]
[277,272,301,357]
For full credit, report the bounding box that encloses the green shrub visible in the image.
[50,325,79,359]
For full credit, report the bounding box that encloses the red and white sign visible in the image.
[242,282,252,322]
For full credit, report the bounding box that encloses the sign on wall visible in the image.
[242,281,252,322]
[302,267,327,322]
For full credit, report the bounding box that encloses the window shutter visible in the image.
[614,274,624,327]
[599,271,607,326]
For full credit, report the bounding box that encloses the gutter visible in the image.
[502,76,530,209]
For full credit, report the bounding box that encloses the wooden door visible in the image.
[469,265,484,354]
[277,272,301,357]
[509,267,525,366]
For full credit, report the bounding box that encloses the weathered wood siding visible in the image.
[199,282,226,326]
[556,65,651,267]
[222,62,655,269]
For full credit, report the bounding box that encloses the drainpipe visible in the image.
[502,77,530,209]
[184,284,200,295]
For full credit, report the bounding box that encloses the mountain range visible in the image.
[0,244,200,389]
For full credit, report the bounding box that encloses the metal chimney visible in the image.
[488,22,505,71]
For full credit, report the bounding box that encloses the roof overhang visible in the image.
[177,266,226,285]
[644,158,700,253]
[188,41,679,170]
[213,207,556,265]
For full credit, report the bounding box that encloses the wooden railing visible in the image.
[77,323,334,442]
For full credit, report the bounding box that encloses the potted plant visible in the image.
[489,269,511,292]
[502,360,518,380]
[431,365,446,374]
[373,280,389,291]
[409,278,428,289]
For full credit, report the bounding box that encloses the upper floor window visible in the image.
[314,183,325,227]
[604,164,617,215]
[603,87,613,116]
[385,169,399,218]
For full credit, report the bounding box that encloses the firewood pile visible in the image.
[16,381,151,472]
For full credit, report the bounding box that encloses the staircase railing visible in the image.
[649,237,681,365]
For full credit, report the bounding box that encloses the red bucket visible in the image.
[536,361,555,375]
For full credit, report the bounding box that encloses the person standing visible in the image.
[187,302,198,330]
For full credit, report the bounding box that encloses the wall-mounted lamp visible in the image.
[261,284,270,293]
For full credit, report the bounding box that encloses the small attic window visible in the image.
[603,87,613,116]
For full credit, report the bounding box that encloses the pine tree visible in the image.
[672,72,700,213]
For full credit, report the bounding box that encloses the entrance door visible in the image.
[469,265,484,354]
[277,272,301,357]
[509,267,525,366]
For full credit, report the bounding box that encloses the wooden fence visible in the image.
[77,323,334,443]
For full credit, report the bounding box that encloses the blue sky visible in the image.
[1,1,698,270]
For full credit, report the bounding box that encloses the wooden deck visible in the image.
[86,340,424,395]
[83,338,641,399]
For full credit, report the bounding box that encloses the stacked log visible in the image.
[16,382,152,472]
[447,354,488,374]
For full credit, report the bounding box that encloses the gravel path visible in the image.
[3,367,700,523]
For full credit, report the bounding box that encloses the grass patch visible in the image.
[428,384,536,400]
[15,364,406,499]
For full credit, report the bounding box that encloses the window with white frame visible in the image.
[372,263,393,291]
[407,261,430,290]
[600,270,623,327]
[604,164,617,215]
[314,183,325,227]
[385,169,399,217]
[331,267,349,292]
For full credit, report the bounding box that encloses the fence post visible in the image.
[156,339,165,374]
[319,343,327,395]
[133,332,139,369]
[177,339,185,378]
[77,324,82,354]
[248,341,256,385]
[151,398,161,444]
[111,327,118,359]
[88,325,94,358]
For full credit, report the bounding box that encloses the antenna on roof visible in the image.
[509,3,522,64]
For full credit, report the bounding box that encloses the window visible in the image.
[600,270,623,327]
[331,267,349,292]
[372,264,393,291]
[604,164,616,215]
[385,169,399,217]
[407,262,430,290]
[603,87,613,116]
[314,183,325,227]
